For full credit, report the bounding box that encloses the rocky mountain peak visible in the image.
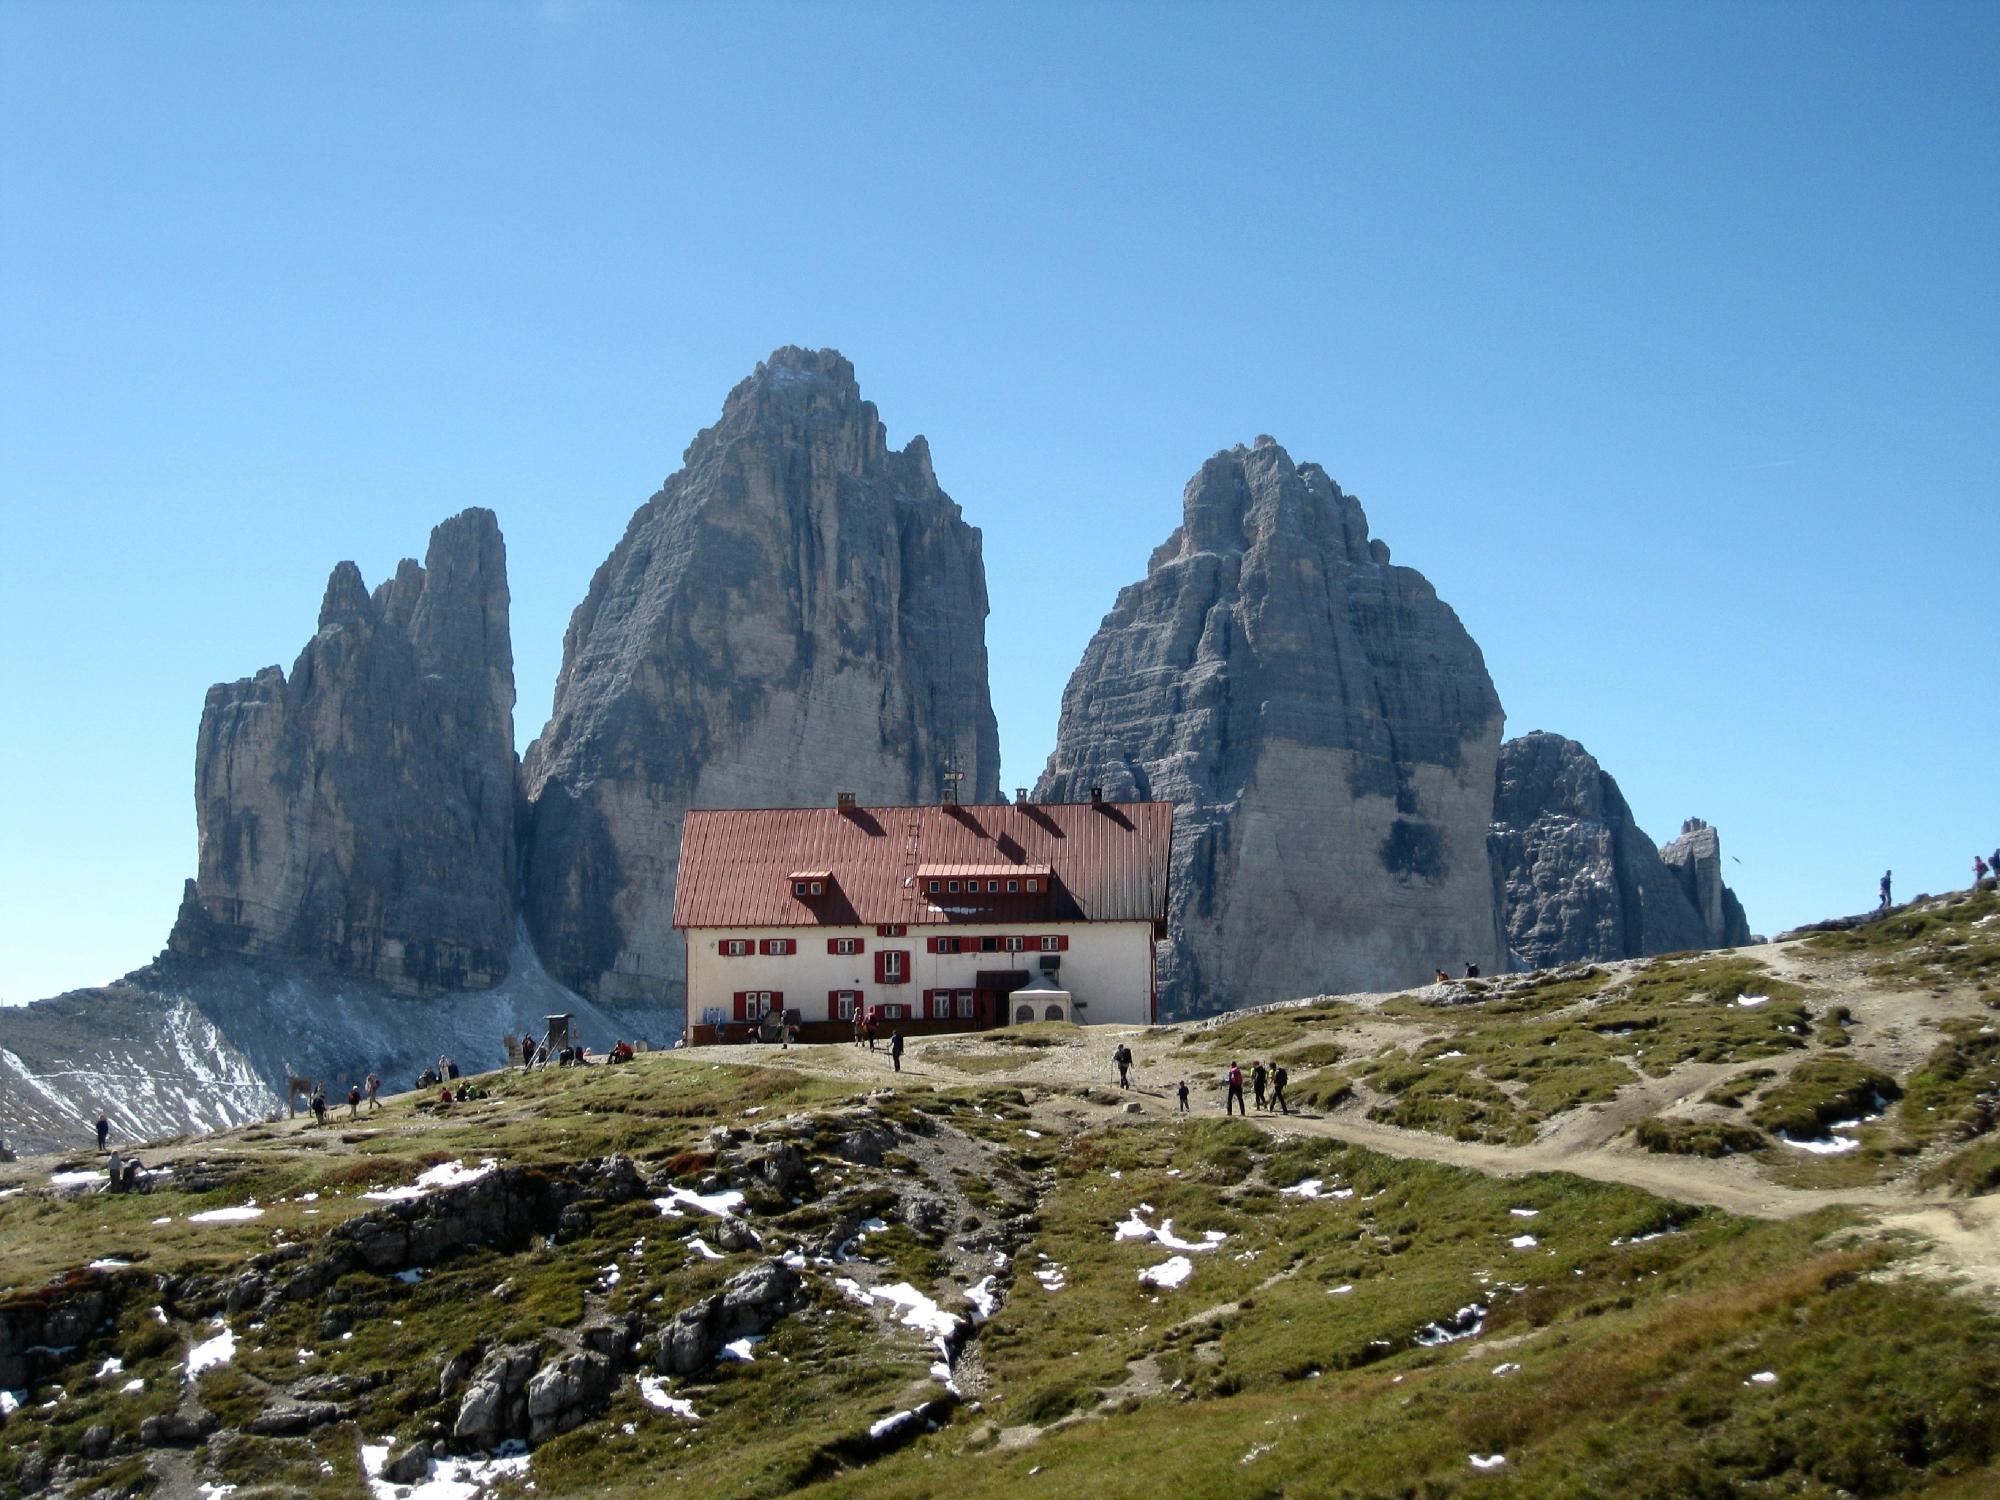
[170,508,519,997]
[520,348,999,1007]
[1039,440,1504,1016]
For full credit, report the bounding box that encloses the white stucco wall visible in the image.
[683,920,1157,1029]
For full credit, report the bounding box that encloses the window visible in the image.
[1039,934,1069,952]
[828,936,864,956]
[930,935,965,955]
[722,939,750,958]
[956,990,976,1019]
[947,880,960,893]
[1006,880,1019,893]
[876,924,907,938]
[980,936,999,953]
[793,881,808,896]
[830,989,861,1021]
[925,988,949,1019]
[927,880,941,894]
[988,880,1000,893]
[760,938,794,956]
[732,990,781,1021]
[879,1003,909,1020]
[1004,936,1026,953]
[700,1006,726,1027]
[876,949,908,984]
[811,881,824,895]
[1026,879,1041,892]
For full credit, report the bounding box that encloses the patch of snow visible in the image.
[0,1389,21,1415]
[1492,1362,1520,1376]
[360,1436,532,1500]
[1022,1129,1043,1139]
[870,1408,920,1441]
[719,1336,763,1362]
[49,1170,105,1188]
[654,1186,747,1218]
[1747,1370,1778,1386]
[186,1328,237,1379]
[96,1357,124,1378]
[1414,1303,1487,1346]
[966,1276,999,1322]
[151,1216,171,1226]
[188,1203,264,1223]
[1776,1132,1860,1155]
[1469,1453,1507,1470]
[89,1258,134,1270]
[1438,1049,1466,1059]
[686,1237,724,1261]
[637,1375,700,1421]
[872,1282,961,1342]
[364,1160,498,1202]
[1329,1284,1354,1295]
[121,1378,144,1393]
[1140,1255,1195,1289]
[1034,1264,1067,1292]
[1279,1177,1349,1199]
[1510,1235,1538,1250]
[1114,1209,1226,1252]
[300,1192,319,1202]
[394,1269,425,1285]
[1510,1208,1539,1218]
[197,1485,238,1499]
[0,1187,23,1198]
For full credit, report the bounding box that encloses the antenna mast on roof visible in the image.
[940,752,966,806]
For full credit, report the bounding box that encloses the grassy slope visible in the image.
[5,890,2000,1496]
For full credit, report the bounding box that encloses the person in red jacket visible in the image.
[1225,1062,1246,1116]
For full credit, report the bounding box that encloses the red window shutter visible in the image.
[926,937,939,954]
[828,938,840,954]
[771,992,784,1011]
[732,991,747,1021]
[875,949,889,983]
[1058,935,1070,952]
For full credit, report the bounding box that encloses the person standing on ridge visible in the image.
[1880,871,1893,910]
[1177,1079,1190,1113]
[1225,1062,1246,1116]
[95,1111,109,1151]
[890,1029,905,1073]
[1252,1061,1268,1111]
[1271,1064,1290,1115]
[365,1073,381,1112]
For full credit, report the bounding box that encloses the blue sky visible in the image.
[3,1,1995,1003]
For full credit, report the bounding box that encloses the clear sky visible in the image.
[3,1,1995,1004]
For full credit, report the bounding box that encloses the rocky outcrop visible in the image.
[1035,437,1505,1017]
[169,509,518,997]
[521,347,1001,1005]
[1488,732,1715,968]
[655,1258,805,1375]
[1660,817,1755,949]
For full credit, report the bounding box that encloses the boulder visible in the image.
[525,1350,613,1442]
[520,348,1001,1006]
[452,1342,541,1447]
[1036,437,1505,1016]
[656,1258,804,1375]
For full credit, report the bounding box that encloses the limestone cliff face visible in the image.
[1660,817,1755,949]
[520,347,1001,1005]
[1488,732,1713,968]
[169,509,518,996]
[1035,437,1504,1017]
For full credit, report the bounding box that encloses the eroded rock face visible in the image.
[1035,437,1504,1017]
[168,509,517,997]
[1660,817,1754,949]
[521,347,1001,1005]
[1488,732,1713,968]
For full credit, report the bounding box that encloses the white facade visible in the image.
[685,919,1157,1030]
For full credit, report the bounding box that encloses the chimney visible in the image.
[1015,788,1028,806]
[836,791,856,810]
[1089,786,1103,806]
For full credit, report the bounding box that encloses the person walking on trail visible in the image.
[853,1012,865,1049]
[346,1084,362,1120]
[1252,1062,1268,1112]
[1225,1062,1246,1116]
[1880,870,1894,910]
[365,1073,381,1112]
[95,1112,109,1151]
[1271,1064,1290,1116]
[1114,1044,1132,1088]
[311,1084,328,1127]
[890,1029,905,1073]
[1177,1079,1190,1113]
[865,1011,878,1052]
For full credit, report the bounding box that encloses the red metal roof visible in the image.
[673,801,1173,929]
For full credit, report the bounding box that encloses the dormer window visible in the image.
[1007,880,1019,893]
[1026,879,1041,892]
[789,871,831,899]
[987,880,1000,892]
[793,881,808,896]
[947,880,960,893]
[928,880,942,894]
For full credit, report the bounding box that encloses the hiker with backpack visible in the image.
[1252,1061,1268,1111]
[1271,1064,1290,1115]
[1225,1062,1246,1116]
[1113,1043,1133,1088]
